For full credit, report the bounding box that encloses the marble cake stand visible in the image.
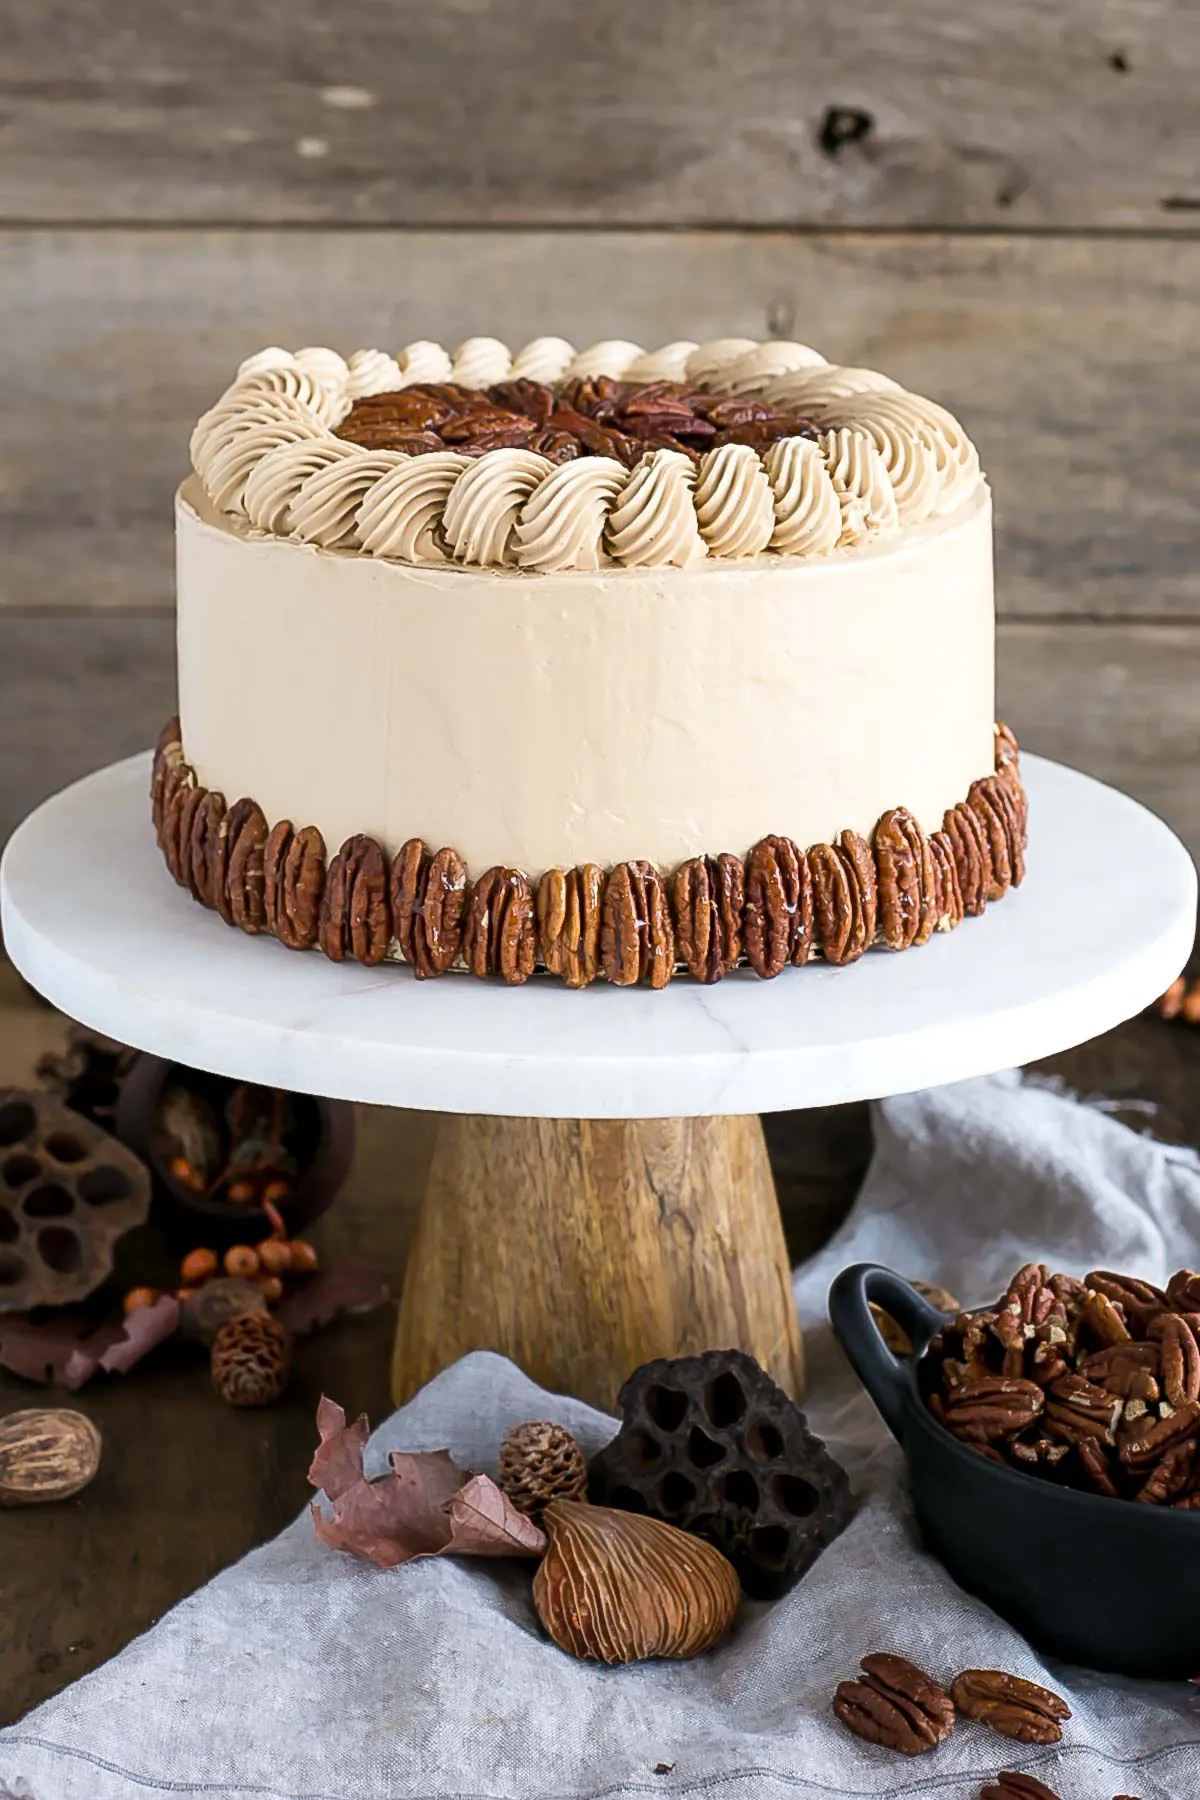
[2,753,1195,1410]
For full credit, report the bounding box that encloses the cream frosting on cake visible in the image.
[160,333,1014,987]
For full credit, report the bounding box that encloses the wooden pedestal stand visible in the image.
[391,1113,803,1411]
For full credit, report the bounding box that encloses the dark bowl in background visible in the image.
[829,1262,1200,1678]
[116,1053,355,1251]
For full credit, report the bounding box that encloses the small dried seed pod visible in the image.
[211,1311,291,1407]
[0,1408,102,1506]
[497,1421,588,1517]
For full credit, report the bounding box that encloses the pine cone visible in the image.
[497,1420,588,1517]
[210,1311,291,1407]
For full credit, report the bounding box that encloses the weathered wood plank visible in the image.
[2,229,1198,617]
[2,612,1199,871]
[0,2,1196,226]
[0,612,176,851]
[998,621,1200,862]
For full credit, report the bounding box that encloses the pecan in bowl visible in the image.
[829,1260,1200,1678]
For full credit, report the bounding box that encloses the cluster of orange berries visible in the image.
[168,1155,291,1208]
[123,1232,319,1315]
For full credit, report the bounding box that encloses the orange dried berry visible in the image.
[287,1240,319,1274]
[175,1285,198,1302]
[262,1178,291,1206]
[223,1245,260,1279]
[180,1246,219,1285]
[256,1239,292,1275]
[123,1286,160,1314]
[226,1179,257,1205]
[170,1155,206,1193]
[254,1274,285,1303]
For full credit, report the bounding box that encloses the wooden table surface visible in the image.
[2,952,1198,1725]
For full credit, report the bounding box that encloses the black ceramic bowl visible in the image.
[829,1262,1200,1678]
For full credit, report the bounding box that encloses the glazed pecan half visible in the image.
[187,789,226,909]
[319,834,390,965]
[672,853,744,983]
[537,864,604,989]
[874,808,936,950]
[462,866,537,983]
[391,838,469,977]
[743,835,812,977]
[809,830,877,965]
[264,821,326,951]
[601,860,675,988]
[950,1669,1070,1745]
[220,798,269,934]
[942,799,993,918]
[832,1652,955,1756]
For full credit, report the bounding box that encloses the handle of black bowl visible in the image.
[828,1264,950,1443]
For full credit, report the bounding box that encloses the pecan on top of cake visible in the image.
[187,336,985,572]
[334,378,820,469]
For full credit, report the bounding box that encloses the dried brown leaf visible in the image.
[276,1261,391,1337]
[0,1297,180,1389]
[446,1473,548,1558]
[308,1397,545,1568]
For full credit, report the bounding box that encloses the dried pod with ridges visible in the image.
[0,1408,102,1505]
[672,854,744,982]
[743,835,812,977]
[538,865,603,988]
[600,861,675,988]
[532,1499,739,1663]
[462,867,537,983]
[319,835,390,965]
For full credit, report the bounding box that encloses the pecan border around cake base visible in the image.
[150,718,1027,990]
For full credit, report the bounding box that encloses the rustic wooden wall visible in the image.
[1,2,1198,859]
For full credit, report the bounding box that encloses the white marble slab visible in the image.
[1,754,1194,1119]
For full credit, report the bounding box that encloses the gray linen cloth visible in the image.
[3,1070,1200,1800]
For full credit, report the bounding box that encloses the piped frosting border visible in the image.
[189,337,986,574]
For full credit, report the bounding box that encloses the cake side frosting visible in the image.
[187,337,985,575]
[177,476,994,878]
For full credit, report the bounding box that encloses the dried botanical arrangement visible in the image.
[310,1348,852,1667]
[0,1039,386,1404]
